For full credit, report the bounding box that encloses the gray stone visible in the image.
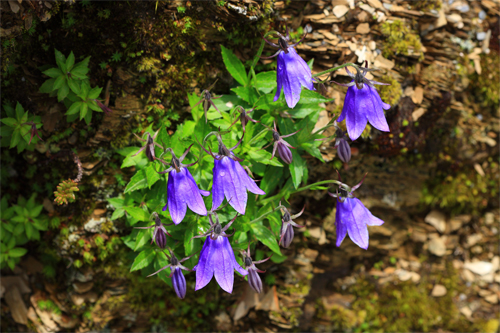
[431,284,447,297]
[464,261,493,276]
[428,237,446,256]
[425,210,446,233]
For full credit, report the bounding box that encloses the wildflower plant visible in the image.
[111,27,391,296]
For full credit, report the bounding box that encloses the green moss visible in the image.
[411,0,442,12]
[469,52,500,111]
[380,20,423,61]
[378,74,402,107]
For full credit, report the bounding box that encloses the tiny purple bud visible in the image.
[337,138,351,163]
[248,269,263,294]
[155,226,167,249]
[172,267,187,299]
[145,135,156,162]
[95,100,112,115]
[277,141,293,164]
[281,223,294,248]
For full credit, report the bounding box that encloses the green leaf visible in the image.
[124,207,150,222]
[289,150,305,189]
[134,230,151,251]
[145,164,160,189]
[8,248,27,258]
[88,86,103,99]
[54,49,67,72]
[231,86,259,104]
[108,197,125,209]
[130,248,156,272]
[12,223,24,236]
[124,170,148,193]
[57,82,69,102]
[80,103,88,120]
[66,101,82,115]
[7,235,16,249]
[9,130,21,149]
[221,45,248,86]
[29,205,43,218]
[252,71,277,94]
[184,228,194,255]
[67,78,81,94]
[250,223,281,255]
[66,51,75,71]
[1,118,17,127]
[43,67,63,78]
[25,223,35,240]
[84,108,92,125]
[111,208,125,220]
[247,149,283,167]
[39,78,56,94]
[15,102,24,120]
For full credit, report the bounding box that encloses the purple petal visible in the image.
[276,48,314,108]
[222,157,248,215]
[211,159,225,211]
[357,198,384,226]
[335,201,348,247]
[343,198,369,250]
[172,267,187,299]
[184,168,208,216]
[345,86,368,141]
[195,237,215,291]
[274,51,284,102]
[213,236,235,293]
[366,86,390,132]
[232,159,265,196]
[167,170,187,225]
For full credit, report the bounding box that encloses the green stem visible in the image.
[292,180,344,194]
[248,30,279,81]
[249,204,285,224]
[312,63,357,78]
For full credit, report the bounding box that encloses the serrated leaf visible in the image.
[57,82,69,102]
[1,118,17,127]
[66,51,75,71]
[54,49,67,72]
[66,101,82,115]
[250,223,281,255]
[108,197,125,209]
[145,164,160,189]
[221,45,248,86]
[88,86,102,100]
[39,78,56,94]
[80,103,88,120]
[15,102,24,120]
[111,208,125,220]
[130,249,156,272]
[68,78,81,94]
[124,170,148,193]
[231,86,259,104]
[43,67,63,78]
[252,71,277,94]
[25,223,34,240]
[134,230,151,251]
[289,150,305,189]
[124,206,150,221]
[9,130,21,149]
[247,149,283,167]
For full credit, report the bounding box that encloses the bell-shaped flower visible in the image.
[263,28,315,108]
[147,248,194,299]
[199,134,265,215]
[156,145,209,224]
[134,212,172,249]
[328,172,384,249]
[264,121,300,165]
[192,80,222,123]
[132,129,162,162]
[279,204,305,248]
[333,64,390,141]
[241,245,272,293]
[193,213,248,293]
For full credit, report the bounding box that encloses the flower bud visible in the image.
[248,269,263,293]
[277,141,293,164]
[155,227,167,249]
[337,138,351,163]
[172,267,187,299]
[145,135,156,162]
[281,223,294,248]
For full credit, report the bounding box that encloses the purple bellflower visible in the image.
[193,213,248,293]
[156,145,209,224]
[241,245,272,293]
[132,129,162,162]
[328,173,384,250]
[199,134,265,215]
[264,121,300,165]
[263,28,315,108]
[334,128,351,163]
[228,106,259,133]
[134,212,172,249]
[333,64,390,141]
[279,204,305,248]
[192,80,222,123]
[147,248,194,299]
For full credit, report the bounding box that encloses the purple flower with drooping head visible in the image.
[263,28,315,108]
[193,213,248,293]
[148,248,194,299]
[22,121,43,145]
[268,121,300,165]
[333,64,390,141]
[199,134,265,215]
[132,129,162,162]
[328,172,384,250]
[279,204,305,248]
[241,245,272,293]
[134,212,171,249]
[334,128,351,163]
[156,145,209,224]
